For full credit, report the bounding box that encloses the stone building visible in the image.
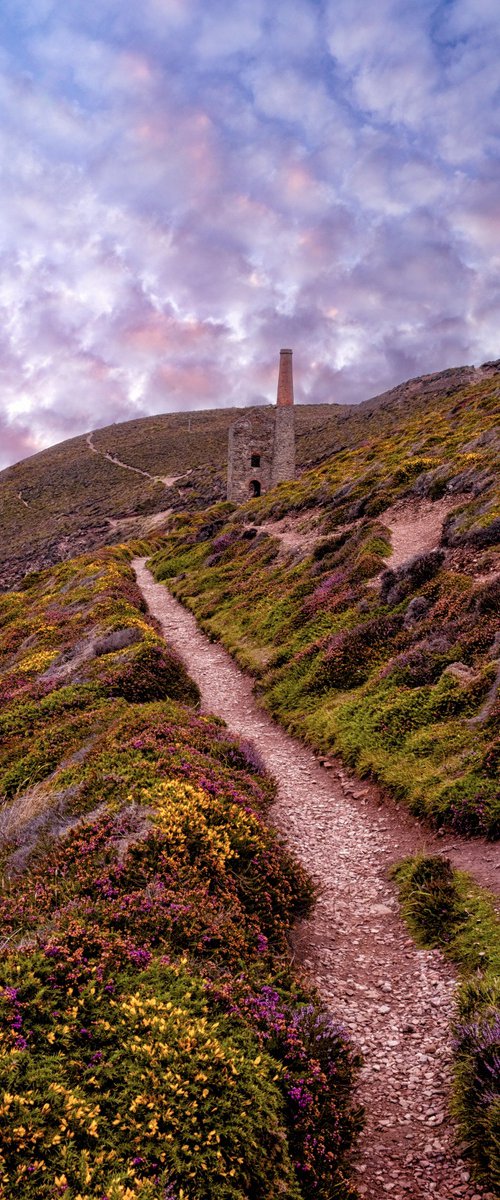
[227,349,296,503]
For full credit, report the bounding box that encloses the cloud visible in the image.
[0,0,499,467]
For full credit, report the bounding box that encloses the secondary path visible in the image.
[86,432,182,488]
[381,497,461,569]
[134,557,492,1200]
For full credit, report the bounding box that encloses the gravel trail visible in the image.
[134,557,493,1200]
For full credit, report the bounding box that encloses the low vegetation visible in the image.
[3,362,498,594]
[393,855,500,1190]
[1,362,499,1195]
[0,549,361,1200]
[150,376,500,837]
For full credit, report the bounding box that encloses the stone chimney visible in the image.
[271,349,295,486]
[276,348,294,407]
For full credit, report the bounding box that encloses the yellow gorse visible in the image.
[17,649,58,675]
[142,779,235,870]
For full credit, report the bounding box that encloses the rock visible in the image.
[93,626,142,655]
[443,661,479,685]
[404,595,430,626]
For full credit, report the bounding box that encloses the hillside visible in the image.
[2,359,498,592]
[142,366,499,1190]
[149,369,500,837]
[1,359,499,1196]
[0,547,360,1199]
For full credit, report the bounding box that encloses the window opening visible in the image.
[250,453,261,467]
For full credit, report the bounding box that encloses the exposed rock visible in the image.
[93,626,142,656]
[404,596,430,626]
[443,662,480,686]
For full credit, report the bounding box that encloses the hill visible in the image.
[149,368,500,836]
[143,364,499,1189]
[2,359,499,591]
[0,547,360,1199]
[1,358,499,1195]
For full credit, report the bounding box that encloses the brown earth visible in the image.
[382,498,464,568]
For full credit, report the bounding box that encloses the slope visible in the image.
[0,546,360,1200]
[2,359,498,592]
[149,369,500,836]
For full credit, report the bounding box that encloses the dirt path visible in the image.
[256,517,321,560]
[133,557,494,1200]
[247,497,462,571]
[382,498,460,568]
[86,432,182,489]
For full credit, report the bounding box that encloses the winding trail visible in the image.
[86,431,182,488]
[133,557,493,1200]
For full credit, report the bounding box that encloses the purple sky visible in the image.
[1,0,500,468]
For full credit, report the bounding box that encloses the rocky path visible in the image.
[133,557,493,1200]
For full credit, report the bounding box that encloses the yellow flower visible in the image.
[17,649,58,674]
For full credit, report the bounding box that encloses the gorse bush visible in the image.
[0,548,361,1200]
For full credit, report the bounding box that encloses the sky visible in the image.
[1,0,500,468]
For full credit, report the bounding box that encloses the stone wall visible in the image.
[227,413,275,504]
[227,348,296,503]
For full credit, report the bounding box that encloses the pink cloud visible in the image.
[0,0,499,469]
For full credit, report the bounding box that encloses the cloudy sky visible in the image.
[1,0,499,467]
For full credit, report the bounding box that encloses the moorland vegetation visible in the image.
[148,371,500,1187]
[1,361,499,1195]
[0,548,361,1200]
[150,375,500,838]
[2,360,497,593]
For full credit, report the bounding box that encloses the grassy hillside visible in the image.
[145,369,499,1191]
[1,359,499,1195]
[2,360,497,592]
[149,371,500,837]
[0,548,361,1200]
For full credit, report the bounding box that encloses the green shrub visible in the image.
[392,855,465,944]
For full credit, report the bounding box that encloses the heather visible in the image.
[0,549,361,1199]
[2,364,499,595]
[393,856,500,1189]
[150,377,500,836]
